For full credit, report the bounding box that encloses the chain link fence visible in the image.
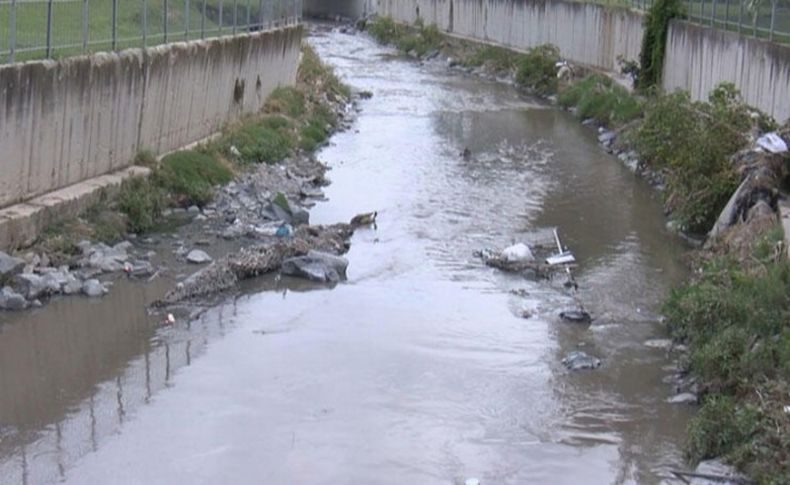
[0,0,302,63]
[585,0,790,43]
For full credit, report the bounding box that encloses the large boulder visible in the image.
[10,274,48,300]
[281,250,349,284]
[82,279,107,298]
[186,250,212,264]
[0,252,25,284]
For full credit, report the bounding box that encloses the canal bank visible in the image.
[1,25,698,484]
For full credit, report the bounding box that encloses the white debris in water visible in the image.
[501,243,534,263]
[465,479,480,485]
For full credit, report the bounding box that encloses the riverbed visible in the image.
[0,27,693,484]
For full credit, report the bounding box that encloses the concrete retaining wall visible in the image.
[0,25,303,209]
[663,20,790,123]
[375,0,644,72]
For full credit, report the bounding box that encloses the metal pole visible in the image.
[142,0,147,47]
[738,0,743,33]
[81,0,88,53]
[112,0,117,50]
[725,0,730,29]
[185,0,190,40]
[711,0,717,25]
[769,0,776,40]
[246,0,251,30]
[258,0,263,29]
[700,0,705,23]
[219,0,223,35]
[164,0,169,43]
[201,0,206,38]
[46,0,53,58]
[8,0,16,63]
[233,0,237,35]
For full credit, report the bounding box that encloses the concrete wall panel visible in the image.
[0,25,302,208]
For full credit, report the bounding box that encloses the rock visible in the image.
[559,310,592,323]
[187,205,201,214]
[127,260,155,278]
[10,273,47,300]
[40,272,66,294]
[667,392,698,405]
[186,250,213,264]
[501,243,535,263]
[0,287,27,310]
[690,460,748,484]
[82,279,107,297]
[63,275,83,295]
[598,131,616,144]
[562,351,601,371]
[281,250,349,284]
[31,299,43,308]
[644,338,674,350]
[0,252,25,284]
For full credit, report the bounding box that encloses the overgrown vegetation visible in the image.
[30,43,349,246]
[558,74,642,126]
[366,16,443,57]
[514,44,560,96]
[630,83,757,233]
[638,0,682,89]
[663,232,790,480]
[465,45,520,71]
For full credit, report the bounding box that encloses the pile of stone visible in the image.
[0,240,155,311]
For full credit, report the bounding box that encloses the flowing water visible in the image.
[0,28,694,484]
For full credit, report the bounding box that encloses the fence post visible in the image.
[258,0,263,29]
[711,0,716,25]
[82,0,88,53]
[185,0,190,40]
[164,0,169,43]
[112,0,117,50]
[142,0,147,47]
[246,0,251,30]
[8,0,16,63]
[724,0,730,29]
[45,0,53,58]
[233,0,238,35]
[201,0,206,38]
[769,0,776,40]
[738,0,743,33]
[219,0,223,35]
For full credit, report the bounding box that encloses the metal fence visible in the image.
[0,0,302,63]
[591,0,790,43]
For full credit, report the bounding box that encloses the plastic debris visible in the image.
[501,243,535,263]
[756,132,788,154]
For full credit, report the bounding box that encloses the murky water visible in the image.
[0,28,694,484]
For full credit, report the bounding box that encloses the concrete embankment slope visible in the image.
[375,0,644,73]
[0,25,303,210]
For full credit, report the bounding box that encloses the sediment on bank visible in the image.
[0,43,361,311]
[360,15,790,482]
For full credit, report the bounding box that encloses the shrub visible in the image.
[687,395,760,463]
[367,16,402,44]
[466,45,519,71]
[155,150,232,206]
[117,176,165,233]
[514,44,560,96]
[632,83,754,233]
[558,74,642,126]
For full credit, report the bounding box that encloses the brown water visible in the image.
[0,29,694,485]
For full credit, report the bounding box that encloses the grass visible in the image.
[514,44,560,96]
[117,176,165,233]
[663,243,790,481]
[465,45,520,71]
[558,73,643,126]
[154,149,233,206]
[0,0,292,62]
[221,116,295,165]
[366,16,442,58]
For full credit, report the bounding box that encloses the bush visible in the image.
[367,16,402,44]
[396,22,441,57]
[514,44,560,96]
[223,117,294,164]
[632,83,754,233]
[558,74,642,126]
[466,45,519,71]
[155,150,232,206]
[687,395,760,463]
[117,176,165,233]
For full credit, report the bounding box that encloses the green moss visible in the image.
[558,74,642,126]
[514,44,560,96]
[154,150,232,206]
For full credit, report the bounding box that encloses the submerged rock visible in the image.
[562,351,601,371]
[82,279,107,298]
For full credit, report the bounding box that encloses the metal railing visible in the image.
[585,0,790,43]
[1,0,303,63]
